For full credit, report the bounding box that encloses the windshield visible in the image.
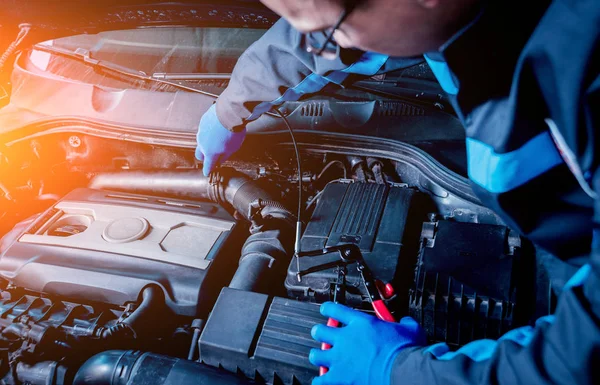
[28,27,444,100]
[27,27,265,94]
[49,28,265,74]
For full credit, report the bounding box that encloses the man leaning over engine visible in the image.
[195,0,600,384]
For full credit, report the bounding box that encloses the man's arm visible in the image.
[216,17,354,131]
[197,17,420,175]
[391,258,599,385]
[309,175,599,385]
[216,18,423,130]
[310,1,600,382]
[391,5,600,382]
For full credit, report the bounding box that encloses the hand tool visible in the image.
[296,244,397,375]
[319,267,346,375]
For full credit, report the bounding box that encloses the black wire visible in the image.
[273,108,302,223]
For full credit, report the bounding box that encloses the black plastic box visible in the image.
[199,288,322,385]
[409,220,521,346]
[285,182,425,308]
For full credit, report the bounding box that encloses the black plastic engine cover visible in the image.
[199,288,322,385]
[285,182,425,309]
[409,220,521,346]
[0,188,246,317]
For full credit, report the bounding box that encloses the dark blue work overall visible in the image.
[215,1,600,383]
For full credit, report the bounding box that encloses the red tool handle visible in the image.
[375,280,395,299]
[319,318,340,375]
[372,300,395,322]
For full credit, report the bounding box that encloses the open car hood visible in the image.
[0,1,280,134]
[0,0,465,161]
[0,1,276,50]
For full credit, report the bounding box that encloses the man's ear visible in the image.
[417,0,440,9]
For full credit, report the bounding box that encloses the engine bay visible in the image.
[0,130,545,385]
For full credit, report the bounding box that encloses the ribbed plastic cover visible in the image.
[409,220,518,346]
[285,182,424,308]
[199,288,322,385]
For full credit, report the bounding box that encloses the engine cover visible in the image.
[0,188,245,317]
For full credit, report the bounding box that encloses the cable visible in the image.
[305,190,324,212]
[317,160,348,180]
[305,178,352,211]
[273,108,302,223]
[273,108,303,266]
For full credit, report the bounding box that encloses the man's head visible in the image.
[260,0,481,56]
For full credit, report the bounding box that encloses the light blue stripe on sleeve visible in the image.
[342,51,389,76]
[467,132,563,193]
[563,264,591,290]
[246,73,331,120]
[424,315,556,362]
[423,268,594,363]
[424,54,459,95]
[246,52,389,121]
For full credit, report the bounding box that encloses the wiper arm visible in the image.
[151,73,231,81]
[31,45,288,119]
[32,44,221,99]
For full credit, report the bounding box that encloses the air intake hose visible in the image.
[90,169,295,293]
[73,350,248,385]
[90,168,292,222]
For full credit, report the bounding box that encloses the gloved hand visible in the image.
[309,302,426,385]
[195,104,246,176]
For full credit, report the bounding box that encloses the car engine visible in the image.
[0,187,245,318]
[0,132,545,385]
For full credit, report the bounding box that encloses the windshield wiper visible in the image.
[32,44,292,119]
[151,73,231,81]
[32,44,222,99]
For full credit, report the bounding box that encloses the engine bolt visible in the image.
[68,135,82,148]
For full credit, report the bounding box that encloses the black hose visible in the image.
[122,285,165,335]
[73,350,248,385]
[94,285,165,340]
[348,156,370,182]
[230,228,293,293]
[90,169,295,294]
[90,169,212,200]
[90,168,292,222]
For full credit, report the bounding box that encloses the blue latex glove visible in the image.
[195,104,246,176]
[309,302,426,385]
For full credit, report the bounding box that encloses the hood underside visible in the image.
[0,1,277,51]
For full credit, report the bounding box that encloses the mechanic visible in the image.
[195,0,600,384]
